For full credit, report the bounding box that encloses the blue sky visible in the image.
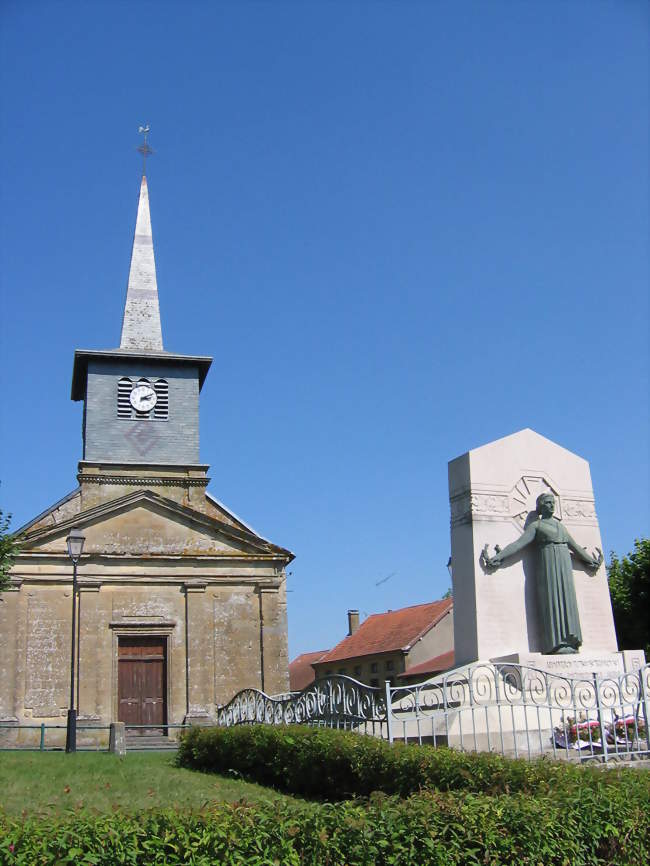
[1,1,647,659]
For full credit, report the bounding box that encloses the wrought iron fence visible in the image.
[217,677,388,738]
[215,662,650,764]
[386,661,649,763]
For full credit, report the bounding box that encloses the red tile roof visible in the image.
[398,650,455,680]
[289,650,329,692]
[315,598,453,665]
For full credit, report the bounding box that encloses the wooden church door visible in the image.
[118,637,167,734]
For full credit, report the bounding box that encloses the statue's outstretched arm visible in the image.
[566,532,603,571]
[481,524,536,570]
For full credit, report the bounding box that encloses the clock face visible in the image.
[130,383,157,412]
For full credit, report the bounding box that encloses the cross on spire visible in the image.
[137,124,153,173]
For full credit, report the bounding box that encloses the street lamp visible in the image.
[65,527,85,753]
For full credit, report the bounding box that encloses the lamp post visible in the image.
[65,527,85,753]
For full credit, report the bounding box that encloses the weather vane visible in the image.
[137,124,153,173]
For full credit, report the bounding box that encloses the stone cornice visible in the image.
[183,579,208,592]
[109,620,177,629]
[9,574,284,588]
[78,473,209,487]
[13,551,288,563]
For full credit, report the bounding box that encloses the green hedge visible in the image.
[175,723,649,800]
[2,786,648,865]
[4,728,646,865]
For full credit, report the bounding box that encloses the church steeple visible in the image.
[120,175,163,351]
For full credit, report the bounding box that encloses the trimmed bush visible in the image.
[1,786,648,865]
[4,728,646,864]
[175,723,649,800]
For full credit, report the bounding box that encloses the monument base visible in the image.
[492,649,646,680]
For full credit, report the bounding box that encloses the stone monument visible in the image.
[448,428,644,678]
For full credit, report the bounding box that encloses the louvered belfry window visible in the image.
[117,377,133,418]
[153,379,168,419]
[117,377,169,420]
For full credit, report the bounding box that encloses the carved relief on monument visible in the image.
[562,498,598,524]
[450,476,570,528]
[509,476,561,527]
[449,491,510,525]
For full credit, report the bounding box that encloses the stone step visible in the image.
[126,735,178,750]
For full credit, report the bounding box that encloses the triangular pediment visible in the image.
[19,489,292,560]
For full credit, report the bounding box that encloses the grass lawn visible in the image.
[0,751,292,816]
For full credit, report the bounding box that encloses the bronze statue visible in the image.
[480,493,603,654]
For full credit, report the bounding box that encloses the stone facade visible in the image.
[2,468,292,751]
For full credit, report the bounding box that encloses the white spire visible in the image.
[120,176,163,351]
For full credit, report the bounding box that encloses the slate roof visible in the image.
[399,650,455,680]
[289,650,329,692]
[315,598,453,664]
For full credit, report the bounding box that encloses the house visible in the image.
[289,650,329,692]
[311,599,453,689]
[396,649,455,684]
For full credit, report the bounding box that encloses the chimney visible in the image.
[347,609,360,635]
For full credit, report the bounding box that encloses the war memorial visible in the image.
[219,428,647,761]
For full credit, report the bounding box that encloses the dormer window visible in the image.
[116,377,168,420]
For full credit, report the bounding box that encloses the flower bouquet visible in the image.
[553,715,606,750]
[607,715,647,746]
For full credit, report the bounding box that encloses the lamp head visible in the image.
[66,527,85,563]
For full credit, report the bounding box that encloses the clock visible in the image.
[129,383,157,412]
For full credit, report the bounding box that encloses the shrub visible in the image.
[175,723,647,801]
[1,785,648,865]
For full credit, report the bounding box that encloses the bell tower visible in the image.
[70,172,212,511]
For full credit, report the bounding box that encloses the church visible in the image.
[1,171,293,746]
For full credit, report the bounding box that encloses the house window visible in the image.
[353,665,362,677]
[337,668,346,675]
[371,662,378,673]
[385,659,394,671]
[117,377,169,420]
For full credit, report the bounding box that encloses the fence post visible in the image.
[109,722,126,756]
[385,679,393,744]
[39,723,45,752]
[593,672,608,763]
[639,665,650,752]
